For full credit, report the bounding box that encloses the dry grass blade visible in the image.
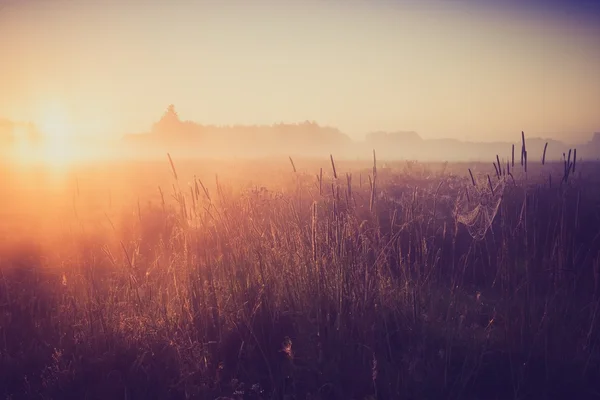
[167,153,178,181]
[373,149,377,177]
[319,167,323,195]
[468,168,476,186]
[194,176,200,201]
[199,179,211,201]
[346,173,352,199]
[496,155,501,177]
[368,174,375,212]
[158,186,166,212]
[512,143,515,167]
[190,185,196,212]
[493,162,499,179]
[487,174,494,195]
[521,131,526,168]
[330,154,338,179]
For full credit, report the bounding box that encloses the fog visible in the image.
[1,0,599,144]
[2,108,600,165]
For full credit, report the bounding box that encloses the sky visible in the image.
[1,0,599,142]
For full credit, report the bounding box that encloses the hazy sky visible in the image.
[1,0,599,142]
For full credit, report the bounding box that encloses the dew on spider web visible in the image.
[455,178,505,240]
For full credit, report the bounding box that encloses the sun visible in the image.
[35,102,77,166]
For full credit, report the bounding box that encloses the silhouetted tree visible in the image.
[152,104,182,134]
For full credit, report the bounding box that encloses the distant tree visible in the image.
[152,104,182,134]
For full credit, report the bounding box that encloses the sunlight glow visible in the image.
[35,102,76,167]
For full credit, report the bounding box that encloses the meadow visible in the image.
[0,148,599,399]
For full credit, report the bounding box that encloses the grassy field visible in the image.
[0,152,599,399]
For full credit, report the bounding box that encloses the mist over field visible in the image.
[1,126,600,399]
[2,107,600,163]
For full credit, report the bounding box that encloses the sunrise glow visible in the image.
[1,0,599,145]
[35,102,73,165]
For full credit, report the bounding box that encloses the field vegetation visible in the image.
[1,141,599,399]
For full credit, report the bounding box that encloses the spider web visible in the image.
[455,178,505,240]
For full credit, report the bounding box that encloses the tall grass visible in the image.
[0,155,599,399]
